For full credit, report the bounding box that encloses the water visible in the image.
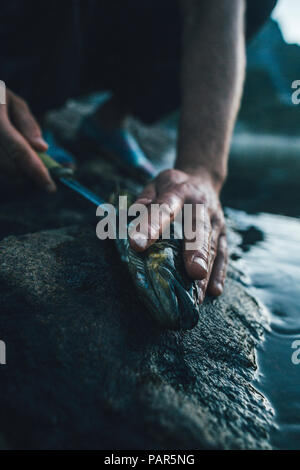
[228,209,300,449]
[49,98,300,447]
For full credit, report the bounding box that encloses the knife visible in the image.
[38,152,105,207]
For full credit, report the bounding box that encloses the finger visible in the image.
[134,181,156,205]
[0,104,18,175]
[0,118,56,192]
[207,233,228,297]
[184,206,212,280]
[9,95,48,151]
[196,225,220,301]
[0,148,18,176]
[197,279,207,305]
[129,190,184,252]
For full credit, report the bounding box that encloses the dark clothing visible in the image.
[0,0,277,123]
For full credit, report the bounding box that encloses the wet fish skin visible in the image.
[116,236,201,331]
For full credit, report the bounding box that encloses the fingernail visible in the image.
[34,137,48,149]
[45,182,56,193]
[214,282,224,295]
[192,257,208,273]
[130,233,148,249]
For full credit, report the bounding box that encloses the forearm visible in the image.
[176,0,246,190]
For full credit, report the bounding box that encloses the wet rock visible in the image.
[0,96,276,449]
[0,224,274,449]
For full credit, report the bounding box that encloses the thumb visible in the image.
[9,94,48,152]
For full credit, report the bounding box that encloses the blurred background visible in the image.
[224,0,300,450]
[225,0,300,215]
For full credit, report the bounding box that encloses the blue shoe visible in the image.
[79,116,156,180]
[43,129,76,168]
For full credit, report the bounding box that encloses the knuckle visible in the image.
[158,168,185,186]
[196,188,208,204]
[210,244,216,258]
[169,184,186,201]
[163,169,176,179]
[196,246,209,263]
[175,181,196,199]
[158,200,173,217]
[218,247,226,259]
[212,213,224,228]
[158,169,175,183]
[219,233,227,248]
[174,182,187,193]
[203,219,212,232]
[218,244,228,263]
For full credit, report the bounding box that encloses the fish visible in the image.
[116,226,201,331]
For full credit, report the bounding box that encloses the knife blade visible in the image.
[38,152,105,207]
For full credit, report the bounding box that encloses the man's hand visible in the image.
[0,88,56,191]
[129,169,228,303]
[129,0,245,304]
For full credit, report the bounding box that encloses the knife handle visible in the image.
[37,152,74,179]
